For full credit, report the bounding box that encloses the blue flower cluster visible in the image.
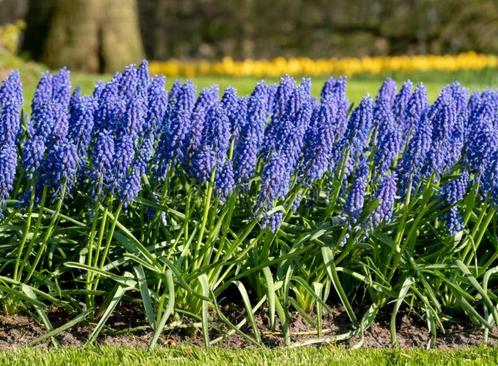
[0,71,22,217]
[0,63,497,234]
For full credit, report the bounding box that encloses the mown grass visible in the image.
[1,346,497,366]
[3,54,498,104]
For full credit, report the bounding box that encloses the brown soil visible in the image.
[0,302,496,350]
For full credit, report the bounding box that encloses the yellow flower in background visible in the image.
[0,21,25,54]
[149,52,498,78]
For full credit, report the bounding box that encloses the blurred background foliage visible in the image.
[0,0,497,73]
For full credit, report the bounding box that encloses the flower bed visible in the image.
[150,52,498,78]
[0,62,497,348]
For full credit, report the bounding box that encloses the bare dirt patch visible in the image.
[1,303,496,350]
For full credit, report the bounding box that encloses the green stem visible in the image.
[387,182,412,280]
[92,197,113,270]
[18,186,48,281]
[325,148,351,218]
[91,202,122,293]
[194,179,214,268]
[25,183,67,283]
[85,197,105,308]
[13,182,36,282]
[98,203,122,270]
[463,206,496,266]
[184,182,192,246]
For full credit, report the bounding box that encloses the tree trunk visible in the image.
[28,0,144,73]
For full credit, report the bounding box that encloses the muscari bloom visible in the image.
[397,109,432,194]
[374,100,402,176]
[258,151,291,231]
[445,82,468,116]
[119,164,142,206]
[0,144,18,217]
[424,92,458,176]
[168,80,182,104]
[331,77,349,139]
[187,103,228,183]
[344,96,374,152]
[32,72,53,116]
[190,145,216,183]
[481,150,498,203]
[91,130,115,197]
[464,106,497,174]
[92,81,106,101]
[221,87,239,130]
[234,96,266,183]
[259,151,291,204]
[68,95,96,155]
[300,78,312,97]
[108,86,147,191]
[403,83,428,134]
[0,71,23,145]
[320,77,335,103]
[444,206,464,235]
[329,96,373,180]
[281,101,313,171]
[263,85,308,156]
[231,97,248,144]
[143,76,168,136]
[43,140,79,198]
[440,171,469,205]
[250,81,272,120]
[317,80,349,169]
[155,83,195,177]
[272,75,295,119]
[93,78,123,133]
[344,158,368,223]
[22,134,46,179]
[202,104,231,162]
[118,64,139,99]
[195,86,219,112]
[51,67,71,107]
[137,59,150,92]
[187,86,220,153]
[215,160,235,202]
[367,173,398,228]
[301,101,338,183]
[373,78,397,127]
[393,80,412,126]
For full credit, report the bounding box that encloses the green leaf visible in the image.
[87,284,128,344]
[322,247,358,327]
[455,260,498,325]
[262,267,276,331]
[133,265,156,330]
[210,289,261,346]
[29,310,92,346]
[233,281,261,344]
[390,277,415,346]
[149,270,175,350]
[198,274,211,347]
[21,285,59,348]
[64,262,137,288]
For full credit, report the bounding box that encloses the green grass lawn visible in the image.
[51,69,498,105]
[1,346,497,366]
[3,54,497,105]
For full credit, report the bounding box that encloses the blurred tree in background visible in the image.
[0,0,497,71]
[21,0,144,72]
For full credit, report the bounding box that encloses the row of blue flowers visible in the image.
[0,62,497,346]
[1,62,496,233]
